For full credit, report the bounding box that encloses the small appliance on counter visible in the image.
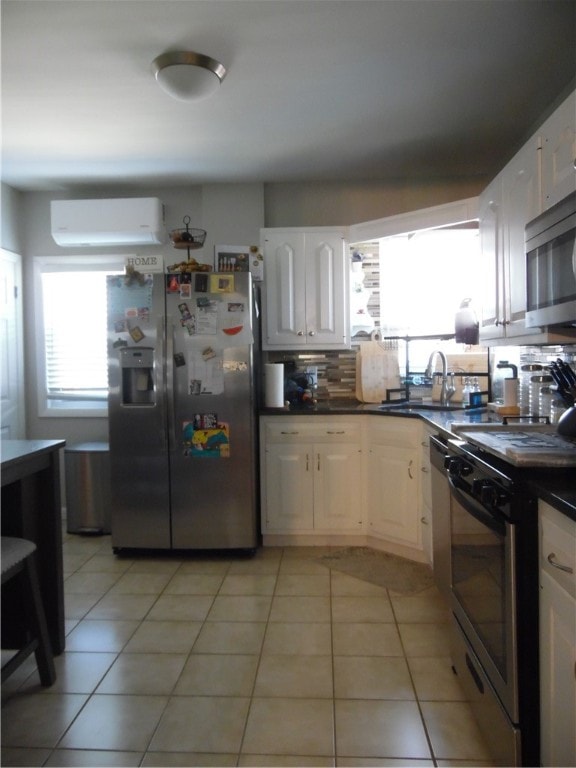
[284,364,317,408]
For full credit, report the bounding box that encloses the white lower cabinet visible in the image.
[539,500,576,768]
[260,416,362,535]
[260,414,428,554]
[366,418,422,549]
[419,424,435,564]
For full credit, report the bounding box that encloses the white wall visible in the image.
[2,175,486,445]
[263,178,485,227]
[1,182,24,254]
[17,183,264,444]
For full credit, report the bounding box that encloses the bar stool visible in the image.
[1,537,56,686]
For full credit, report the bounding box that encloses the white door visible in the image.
[540,90,576,209]
[262,231,307,348]
[313,442,362,531]
[263,442,314,532]
[305,231,348,347]
[501,136,542,336]
[0,249,25,439]
[367,444,420,546]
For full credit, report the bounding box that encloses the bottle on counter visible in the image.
[539,386,553,421]
[550,389,568,424]
[461,376,471,407]
[529,374,554,417]
[519,364,543,414]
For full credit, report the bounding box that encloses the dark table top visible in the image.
[1,439,66,483]
[1,439,66,464]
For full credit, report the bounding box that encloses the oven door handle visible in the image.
[447,474,507,536]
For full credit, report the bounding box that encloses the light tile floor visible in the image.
[2,532,494,767]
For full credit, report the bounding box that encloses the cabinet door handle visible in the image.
[280,431,300,435]
[547,552,574,574]
[326,430,345,434]
[306,453,309,471]
[421,467,430,473]
[408,460,413,480]
[309,331,316,336]
[297,330,304,336]
[317,453,321,471]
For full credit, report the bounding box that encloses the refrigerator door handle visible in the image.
[165,315,176,451]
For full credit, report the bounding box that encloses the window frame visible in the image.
[33,254,126,418]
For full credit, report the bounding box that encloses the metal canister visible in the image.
[538,386,553,420]
[529,374,553,416]
[550,390,568,424]
[519,364,543,414]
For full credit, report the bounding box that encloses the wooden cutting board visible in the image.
[356,342,400,403]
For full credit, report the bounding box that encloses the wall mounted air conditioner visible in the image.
[51,197,165,246]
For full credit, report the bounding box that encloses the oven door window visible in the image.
[450,487,508,680]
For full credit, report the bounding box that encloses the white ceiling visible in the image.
[1,0,575,192]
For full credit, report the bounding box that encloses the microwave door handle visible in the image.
[447,474,506,535]
[572,237,576,280]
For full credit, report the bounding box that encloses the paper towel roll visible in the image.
[503,378,518,407]
[264,363,285,408]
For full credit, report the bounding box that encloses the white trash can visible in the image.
[65,442,111,534]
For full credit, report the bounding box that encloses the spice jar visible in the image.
[529,374,553,416]
[550,390,568,424]
[519,364,543,414]
[538,386,553,420]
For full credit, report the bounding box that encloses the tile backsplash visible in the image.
[264,350,358,401]
[265,342,576,405]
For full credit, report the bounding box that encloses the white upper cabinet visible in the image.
[480,88,576,344]
[261,228,350,350]
[480,136,541,340]
[540,90,576,209]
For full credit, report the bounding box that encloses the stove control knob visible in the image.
[473,479,508,508]
[444,456,473,477]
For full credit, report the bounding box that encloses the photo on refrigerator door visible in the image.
[182,417,230,458]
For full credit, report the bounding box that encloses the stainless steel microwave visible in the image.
[525,190,576,328]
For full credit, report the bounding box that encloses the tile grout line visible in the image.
[329,566,338,766]
[235,545,283,765]
[138,553,232,762]
[388,590,439,767]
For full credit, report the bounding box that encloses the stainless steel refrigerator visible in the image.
[107,270,259,552]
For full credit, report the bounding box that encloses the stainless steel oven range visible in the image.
[430,435,540,767]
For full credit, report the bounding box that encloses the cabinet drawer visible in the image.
[368,417,419,448]
[263,418,361,444]
[540,502,576,600]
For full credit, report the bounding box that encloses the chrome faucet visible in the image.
[425,350,456,406]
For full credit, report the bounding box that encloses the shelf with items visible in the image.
[167,215,210,273]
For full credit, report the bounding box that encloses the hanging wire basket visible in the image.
[169,215,206,250]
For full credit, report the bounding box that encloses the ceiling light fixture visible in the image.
[151,51,227,101]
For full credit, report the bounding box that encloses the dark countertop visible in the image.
[1,438,66,466]
[1,439,67,486]
[260,401,576,520]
